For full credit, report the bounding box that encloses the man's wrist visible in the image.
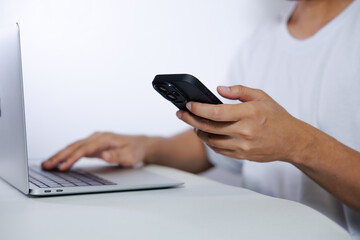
[143,136,165,165]
[286,120,320,167]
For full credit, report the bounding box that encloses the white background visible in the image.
[0,0,293,159]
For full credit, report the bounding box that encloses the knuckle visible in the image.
[232,85,244,95]
[246,103,259,117]
[241,125,256,139]
[257,89,267,97]
[258,89,265,95]
[240,142,252,152]
[249,104,258,115]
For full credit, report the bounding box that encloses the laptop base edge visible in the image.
[29,182,184,197]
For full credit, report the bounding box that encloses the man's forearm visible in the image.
[291,121,360,213]
[144,129,212,173]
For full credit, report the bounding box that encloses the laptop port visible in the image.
[56,189,63,192]
[44,190,51,193]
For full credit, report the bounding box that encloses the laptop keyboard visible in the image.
[29,166,116,188]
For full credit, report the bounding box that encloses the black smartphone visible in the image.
[152,74,222,111]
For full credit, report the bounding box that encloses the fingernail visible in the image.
[186,102,192,110]
[218,86,230,92]
[176,110,183,119]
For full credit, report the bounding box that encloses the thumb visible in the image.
[101,149,136,167]
[217,85,269,102]
[101,150,121,163]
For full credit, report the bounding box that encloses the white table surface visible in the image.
[0,161,352,240]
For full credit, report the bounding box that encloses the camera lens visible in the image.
[158,86,168,93]
[166,94,176,101]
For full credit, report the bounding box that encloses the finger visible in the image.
[196,130,236,150]
[42,140,86,170]
[101,149,136,167]
[101,151,113,163]
[42,133,101,170]
[217,85,270,102]
[186,101,244,122]
[209,146,237,158]
[177,110,235,135]
[210,146,270,162]
[58,138,112,171]
[101,149,125,163]
[86,149,108,158]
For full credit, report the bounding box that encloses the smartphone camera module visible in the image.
[152,74,223,111]
[166,93,177,101]
[157,86,168,94]
[154,81,188,106]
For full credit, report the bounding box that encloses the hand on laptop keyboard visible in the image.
[42,132,149,171]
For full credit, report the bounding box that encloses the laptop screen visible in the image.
[0,24,30,194]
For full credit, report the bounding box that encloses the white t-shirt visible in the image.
[206,0,360,238]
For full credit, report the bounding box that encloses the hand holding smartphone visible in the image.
[152,74,222,111]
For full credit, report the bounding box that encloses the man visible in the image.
[42,0,360,238]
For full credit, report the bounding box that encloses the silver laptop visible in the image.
[0,24,183,196]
